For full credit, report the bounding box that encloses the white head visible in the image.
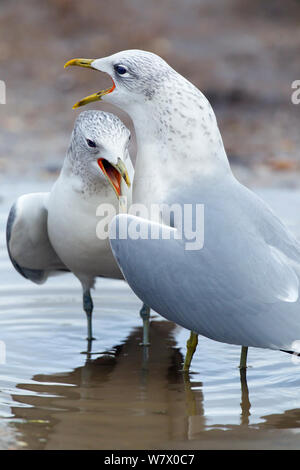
[65,50,230,181]
[65,50,176,112]
[67,110,131,198]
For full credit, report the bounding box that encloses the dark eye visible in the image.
[114,64,127,75]
[86,139,96,148]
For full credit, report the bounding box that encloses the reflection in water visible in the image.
[2,185,300,448]
[10,321,205,449]
[240,369,251,426]
[7,321,300,450]
[182,372,205,441]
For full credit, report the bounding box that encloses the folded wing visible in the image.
[6,193,68,284]
[109,210,300,350]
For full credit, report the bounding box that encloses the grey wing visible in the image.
[6,192,69,284]
[109,212,300,350]
[240,183,300,267]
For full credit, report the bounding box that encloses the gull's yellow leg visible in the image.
[239,346,248,369]
[183,331,198,371]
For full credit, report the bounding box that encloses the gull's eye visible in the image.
[114,64,128,75]
[86,139,96,148]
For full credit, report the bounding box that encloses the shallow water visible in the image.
[0,181,300,449]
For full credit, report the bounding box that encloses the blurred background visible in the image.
[1,0,300,450]
[1,0,300,187]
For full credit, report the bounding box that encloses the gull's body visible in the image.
[66,50,300,364]
[47,155,124,285]
[7,110,133,341]
[111,179,300,352]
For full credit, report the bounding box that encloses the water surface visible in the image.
[0,181,300,449]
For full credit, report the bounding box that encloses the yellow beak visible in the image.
[98,158,131,199]
[64,57,116,109]
[72,90,114,109]
[64,58,95,69]
[116,158,131,189]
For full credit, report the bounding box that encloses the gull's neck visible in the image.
[129,73,232,205]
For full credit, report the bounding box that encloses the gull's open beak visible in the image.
[64,58,115,109]
[116,159,131,188]
[98,158,131,199]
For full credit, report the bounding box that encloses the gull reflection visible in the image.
[240,368,251,426]
[10,321,206,449]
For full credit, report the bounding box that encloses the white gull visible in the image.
[65,50,300,369]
